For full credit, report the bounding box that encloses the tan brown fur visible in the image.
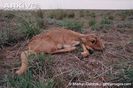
[16,27,105,75]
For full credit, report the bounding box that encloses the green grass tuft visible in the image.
[57,20,83,32]
[89,18,96,26]
[100,17,112,25]
[4,53,55,88]
[124,69,133,83]
[18,17,41,39]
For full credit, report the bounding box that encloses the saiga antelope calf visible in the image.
[16,27,105,75]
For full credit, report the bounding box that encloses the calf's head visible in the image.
[81,34,105,51]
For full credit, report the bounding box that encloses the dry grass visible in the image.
[0,10,133,88]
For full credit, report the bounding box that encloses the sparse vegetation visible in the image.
[35,10,46,28]
[4,53,55,88]
[89,18,96,26]
[88,18,101,30]
[18,18,41,38]
[57,19,83,32]
[108,15,114,20]
[17,11,46,38]
[100,17,112,25]
[3,12,15,19]
[48,11,67,20]
[0,10,46,47]
[89,16,113,31]
[0,10,133,88]
[91,24,101,31]
[0,29,10,46]
[116,21,132,28]
[89,12,96,18]
[0,27,18,48]
[124,69,133,83]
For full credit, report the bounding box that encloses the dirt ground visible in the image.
[0,10,133,88]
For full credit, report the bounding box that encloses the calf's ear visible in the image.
[80,36,87,43]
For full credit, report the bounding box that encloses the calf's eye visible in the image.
[91,40,96,44]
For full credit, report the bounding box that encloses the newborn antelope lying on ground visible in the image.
[16,27,105,75]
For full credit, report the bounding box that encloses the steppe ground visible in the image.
[0,10,133,88]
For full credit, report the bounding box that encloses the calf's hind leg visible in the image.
[16,50,35,75]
